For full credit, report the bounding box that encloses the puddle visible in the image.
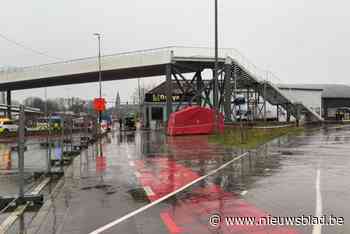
[279,150,305,155]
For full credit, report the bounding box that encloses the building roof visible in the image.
[277,84,350,99]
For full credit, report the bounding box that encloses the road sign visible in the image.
[93,98,106,112]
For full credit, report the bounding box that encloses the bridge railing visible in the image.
[0,46,285,84]
[0,47,175,82]
[171,46,285,84]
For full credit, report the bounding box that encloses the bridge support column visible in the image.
[263,82,267,123]
[224,57,233,122]
[165,64,172,123]
[196,71,203,106]
[287,104,291,122]
[232,65,238,121]
[295,104,301,127]
[6,90,11,119]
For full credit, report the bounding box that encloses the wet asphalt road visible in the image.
[2,126,350,234]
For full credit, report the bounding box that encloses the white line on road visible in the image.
[312,168,322,234]
[88,152,249,234]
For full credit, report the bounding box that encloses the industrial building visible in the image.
[278,84,350,120]
[143,81,350,127]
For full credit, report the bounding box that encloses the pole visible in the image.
[138,78,141,124]
[213,0,219,109]
[70,116,73,152]
[233,65,237,121]
[224,57,232,122]
[44,87,51,173]
[166,64,172,122]
[263,81,267,123]
[47,113,52,173]
[213,0,220,133]
[18,105,25,200]
[94,33,103,138]
[6,90,11,119]
[97,35,102,125]
[60,116,64,172]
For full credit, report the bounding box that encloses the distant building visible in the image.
[143,81,198,128]
[278,84,350,120]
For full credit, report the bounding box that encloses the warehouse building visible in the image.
[143,81,350,127]
[278,84,350,120]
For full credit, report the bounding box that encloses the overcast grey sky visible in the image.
[1,0,349,104]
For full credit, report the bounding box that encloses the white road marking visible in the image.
[143,186,155,196]
[129,161,135,167]
[240,190,248,196]
[88,152,249,234]
[312,168,322,234]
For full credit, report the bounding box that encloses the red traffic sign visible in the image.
[93,98,106,112]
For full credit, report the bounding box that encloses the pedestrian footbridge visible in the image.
[0,46,323,122]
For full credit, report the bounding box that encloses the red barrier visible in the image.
[167,106,224,136]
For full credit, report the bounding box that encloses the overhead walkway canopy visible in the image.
[0,46,323,122]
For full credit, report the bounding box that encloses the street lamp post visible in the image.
[93,33,102,125]
[213,0,219,133]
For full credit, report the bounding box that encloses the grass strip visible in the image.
[209,126,304,149]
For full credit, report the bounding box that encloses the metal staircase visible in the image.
[226,55,323,122]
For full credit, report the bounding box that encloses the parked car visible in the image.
[0,118,19,134]
[36,116,63,131]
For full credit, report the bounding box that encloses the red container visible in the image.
[167,106,224,136]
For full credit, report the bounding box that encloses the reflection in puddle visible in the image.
[128,188,149,202]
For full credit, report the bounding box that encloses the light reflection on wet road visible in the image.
[2,126,350,234]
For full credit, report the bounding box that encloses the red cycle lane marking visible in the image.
[134,158,299,234]
[160,212,182,234]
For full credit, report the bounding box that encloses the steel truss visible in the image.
[164,58,300,123]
